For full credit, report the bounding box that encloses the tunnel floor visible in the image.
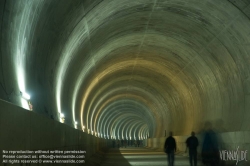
[101,147,203,166]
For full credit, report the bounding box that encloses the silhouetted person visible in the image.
[121,139,124,147]
[124,139,127,148]
[136,140,140,147]
[164,132,176,166]
[186,132,199,166]
[201,122,220,166]
[116,140,120,148]
[112,139,115,148]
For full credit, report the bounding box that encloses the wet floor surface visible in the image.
[100,147,203,166]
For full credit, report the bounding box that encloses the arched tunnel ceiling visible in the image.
[0,0,250,139]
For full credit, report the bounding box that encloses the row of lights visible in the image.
[19,91,148,140]
[19,91,79,127]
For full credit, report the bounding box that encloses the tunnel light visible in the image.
[60,113,65,123]
[28,101,33,111]
[60,113,65,118]
[74,121,78,129]
[20,91,30,100]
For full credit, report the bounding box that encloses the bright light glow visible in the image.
[60,113,65,118]
[14,1,44,110]
[74,121,78,129]
[21,98,30,110]
[59,113,65,123]
[82,126,85,132]
[20,91,30,100]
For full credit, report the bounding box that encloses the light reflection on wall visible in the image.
[20,98,30,110]
[13,0,43,110]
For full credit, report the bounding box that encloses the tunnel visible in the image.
[0,0,250,165]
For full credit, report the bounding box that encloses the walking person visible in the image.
[164,131,176,166]
[137,140,140,147]
[112,139,116,148]
[116,140,120,148]
[186,132,199,166]
[121,139,124,148]
[124,139,127,148]
[201,122,220,166]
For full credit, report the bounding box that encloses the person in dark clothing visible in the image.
[116,140,120,148]
[186,132,199,166]
[137,140,140,147]
[112,139,116,148]
[201,122,220,166]
[164,132,176,166]
[121,139,124,147]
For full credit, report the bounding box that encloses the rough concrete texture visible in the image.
[0,0,250,140]
[0,99,108,165]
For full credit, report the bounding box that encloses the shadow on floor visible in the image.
[100,147,132,166]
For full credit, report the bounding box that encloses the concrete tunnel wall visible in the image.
[0,0,250,148]
[0,99,108,165]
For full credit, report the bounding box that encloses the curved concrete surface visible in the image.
[0,0,250,142]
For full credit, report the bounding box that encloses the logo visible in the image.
[220,146,247,165]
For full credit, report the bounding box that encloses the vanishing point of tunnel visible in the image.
[0,0,250,165]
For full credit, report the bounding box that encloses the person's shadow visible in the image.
[99,147,131,166]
